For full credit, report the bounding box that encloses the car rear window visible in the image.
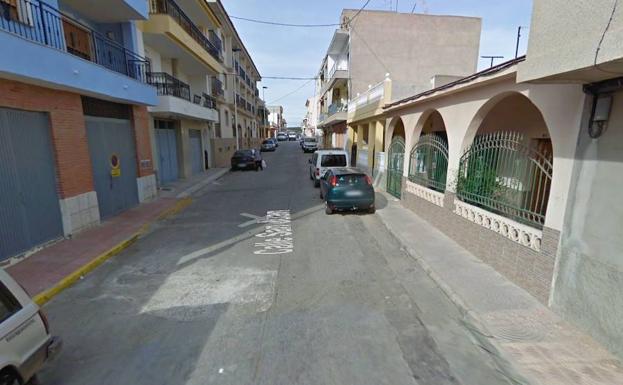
[0,282,22,324]
[234,150,252,157]
[337,174,368,186]
[262,140,271,144]
[321,154,347,167]
[305,138,317,142]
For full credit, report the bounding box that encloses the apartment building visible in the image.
[141,0,264,175]
[267,105,284,133]
[314,9,481,152]
[303,96,319,137]
[0,0,157,260]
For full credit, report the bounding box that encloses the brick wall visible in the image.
[0,79,93,198]
[131,105,154,177]
[400,178,559,304]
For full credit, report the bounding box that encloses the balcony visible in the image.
[211,77,224,98]
[319,102,347,127]
[1,0,150,82]
[144,0,224,73]
[147,72,218,121]
[321,61,348,96]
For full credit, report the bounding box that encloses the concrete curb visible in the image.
[376,204,535,385]
[33,197,193,306]
[176,168,229,198]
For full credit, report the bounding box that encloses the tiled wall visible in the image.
[58,191,100,236]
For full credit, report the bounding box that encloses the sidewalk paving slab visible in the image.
[5,168,228,303]
[376,191,623,385]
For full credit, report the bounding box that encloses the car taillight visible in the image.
[39,310,50,334]
[315,168,320,176]
[330,175,338,187]
[365,175,373,186]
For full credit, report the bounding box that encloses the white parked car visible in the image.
[301,137,318,153]
[308,149,349,187]
[0,269,61,384]
[276,132,288,141]
[287,132,297,141]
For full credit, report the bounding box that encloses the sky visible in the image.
[221,0,534,127]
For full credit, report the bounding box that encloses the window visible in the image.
[1,0,32,25]
[0,282,22,324]
[214,123,221,138]
[225,111,229,126]
[321,154,347,167]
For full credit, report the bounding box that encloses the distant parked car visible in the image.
[277,133,288,141]
[261,139,276,152]
[269,138,279,147]
[302,137,318,153]
[288,132,297,141]
[319,168,375,214]
[0,269,62,385]
[231,149,261,171]
[308,149,349,187]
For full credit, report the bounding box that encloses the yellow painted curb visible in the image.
[33,197,193,306]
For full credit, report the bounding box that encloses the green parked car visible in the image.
[319,168,375,215]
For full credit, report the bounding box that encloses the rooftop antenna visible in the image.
[481,55,504,68]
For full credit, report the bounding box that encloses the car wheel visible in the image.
[368,206,376,214]
[319,190,324,200]
[314,179,319,188]
[0,370,20,385]
[325,204,333,215]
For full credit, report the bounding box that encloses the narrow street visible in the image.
[39,142,510,385]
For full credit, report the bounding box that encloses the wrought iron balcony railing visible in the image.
[147,72,191,100]
[202,93,217,109]
[211,77,224,97]
[149,0,222,63]
[1,0,150,82]
[328,102,347,115]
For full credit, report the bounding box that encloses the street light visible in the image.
[233,47,241,150]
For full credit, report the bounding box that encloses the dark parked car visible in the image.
[261,139,276,152]
[319,168,375,215]
[231,149,262,171]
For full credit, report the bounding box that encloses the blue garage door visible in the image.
[155,120,179,185]
[189,129,203,175]
[0,107,63,260]
[86,116,139,219]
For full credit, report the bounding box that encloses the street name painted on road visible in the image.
[254,210,293,255]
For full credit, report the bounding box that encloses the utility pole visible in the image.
[481,55,504,68]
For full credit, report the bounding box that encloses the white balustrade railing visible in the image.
[405,181,445,207]
[453,199,543,251]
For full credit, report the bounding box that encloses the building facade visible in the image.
[352,0,623,360]
[0,0,157,261]
[314,9,481,151]
[303,96,319,137]
[141,0,265,173]
[267,105,284,134]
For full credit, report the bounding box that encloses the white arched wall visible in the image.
[384,74,585,231]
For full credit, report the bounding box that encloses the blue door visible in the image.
[155,120,179,185]
[86,116,139,219]
[189,129,203,175]
[0,107,63,260]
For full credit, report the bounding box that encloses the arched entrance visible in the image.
[408,110,449,192]
[387,118,405,198]
[457,93,553,228]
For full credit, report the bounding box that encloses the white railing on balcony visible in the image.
[328,61,348,79]
[351,80,385,111]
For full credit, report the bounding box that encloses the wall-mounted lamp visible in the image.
[589,94,613,138]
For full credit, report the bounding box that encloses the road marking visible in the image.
[238,212,264,228]
[254,210,293,255]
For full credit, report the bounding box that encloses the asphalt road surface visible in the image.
[39,141,512,385]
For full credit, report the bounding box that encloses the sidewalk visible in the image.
[376,192,623,385]
[6,168,228,305]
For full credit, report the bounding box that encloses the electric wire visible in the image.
[593,0,623,75]
[267,79,315,105]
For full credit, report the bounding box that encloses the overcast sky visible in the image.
[221,0,533,126]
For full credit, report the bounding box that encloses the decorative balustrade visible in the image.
[147,72,190,100]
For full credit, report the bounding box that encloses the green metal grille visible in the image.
[387,137,405,198]
[456,131,553,228]
[408,134,449,193]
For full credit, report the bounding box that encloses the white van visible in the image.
[0,269,61,384]
[308,149,350,187]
